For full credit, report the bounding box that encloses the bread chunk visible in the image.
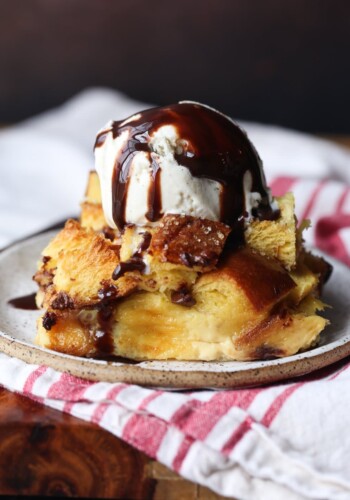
[245,193,297,269]
[150,214,231,270]
[35,247,327,361]
[84,171,102,204]
[34,220,136,309]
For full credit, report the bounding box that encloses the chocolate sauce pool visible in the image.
[8,292,37,310]
[94,102,278,234]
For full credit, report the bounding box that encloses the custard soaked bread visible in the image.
[34,102,331,361]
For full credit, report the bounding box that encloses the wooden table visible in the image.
[1,136,349,499]
[0,388,224,499]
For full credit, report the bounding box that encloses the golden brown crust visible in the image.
[80,201,108,232]
[34,220,137,310]
[36,310,97,357]
[84,171,102,204]
[212,248,296,311]
[35,238,328,362]
[245,193,297,270]
[236,307,327,360]
[150,214,231,270]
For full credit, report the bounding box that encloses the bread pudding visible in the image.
[33,102,331,361]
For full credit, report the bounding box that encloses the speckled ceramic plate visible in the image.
[0,231,349,389]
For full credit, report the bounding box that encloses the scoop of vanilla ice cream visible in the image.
[94,102,277,232]
[95,119,222,229]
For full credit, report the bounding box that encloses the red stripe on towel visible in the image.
[91,384,128,424]
[122,413,168,458]
[138,391,163,411]
[22,366,48,393]
[300,180,327,221]
[47,372,93,400]
[336,187,350,212]
[261,383,304,427]
[221,416,254,454]
[220,384,304,454]
[270,176,296,197]
[171,390,261,441]
[172,436,194,472]
[315,214,350,266]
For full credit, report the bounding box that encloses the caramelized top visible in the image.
[217,248,296,311]
[94,102,278,234]
[150,214,231,269]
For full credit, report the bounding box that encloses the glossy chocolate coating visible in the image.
[94,102,278,234]
[112,231,151,280]
[8,292,37,310]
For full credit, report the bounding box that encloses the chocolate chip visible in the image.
[51,292,74,310]
[97,282,119,301]
[42,311,57,331]
[112,258,145,280]
[171,286,196,307]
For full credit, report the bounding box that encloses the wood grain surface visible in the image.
[0,387,232,499]
[0,387,155,498]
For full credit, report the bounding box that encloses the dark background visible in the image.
[1,0,350,132]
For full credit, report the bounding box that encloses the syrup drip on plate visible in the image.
[8,292,38,310]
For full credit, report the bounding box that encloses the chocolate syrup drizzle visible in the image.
[95,102,279,235]
[96,306,115,355]
[112,231,152,280]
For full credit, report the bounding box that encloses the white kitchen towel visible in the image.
[1,88,350,500]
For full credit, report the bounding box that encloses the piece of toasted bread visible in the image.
[245,192,297,270]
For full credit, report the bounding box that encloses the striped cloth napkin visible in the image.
[1,89,350,499]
